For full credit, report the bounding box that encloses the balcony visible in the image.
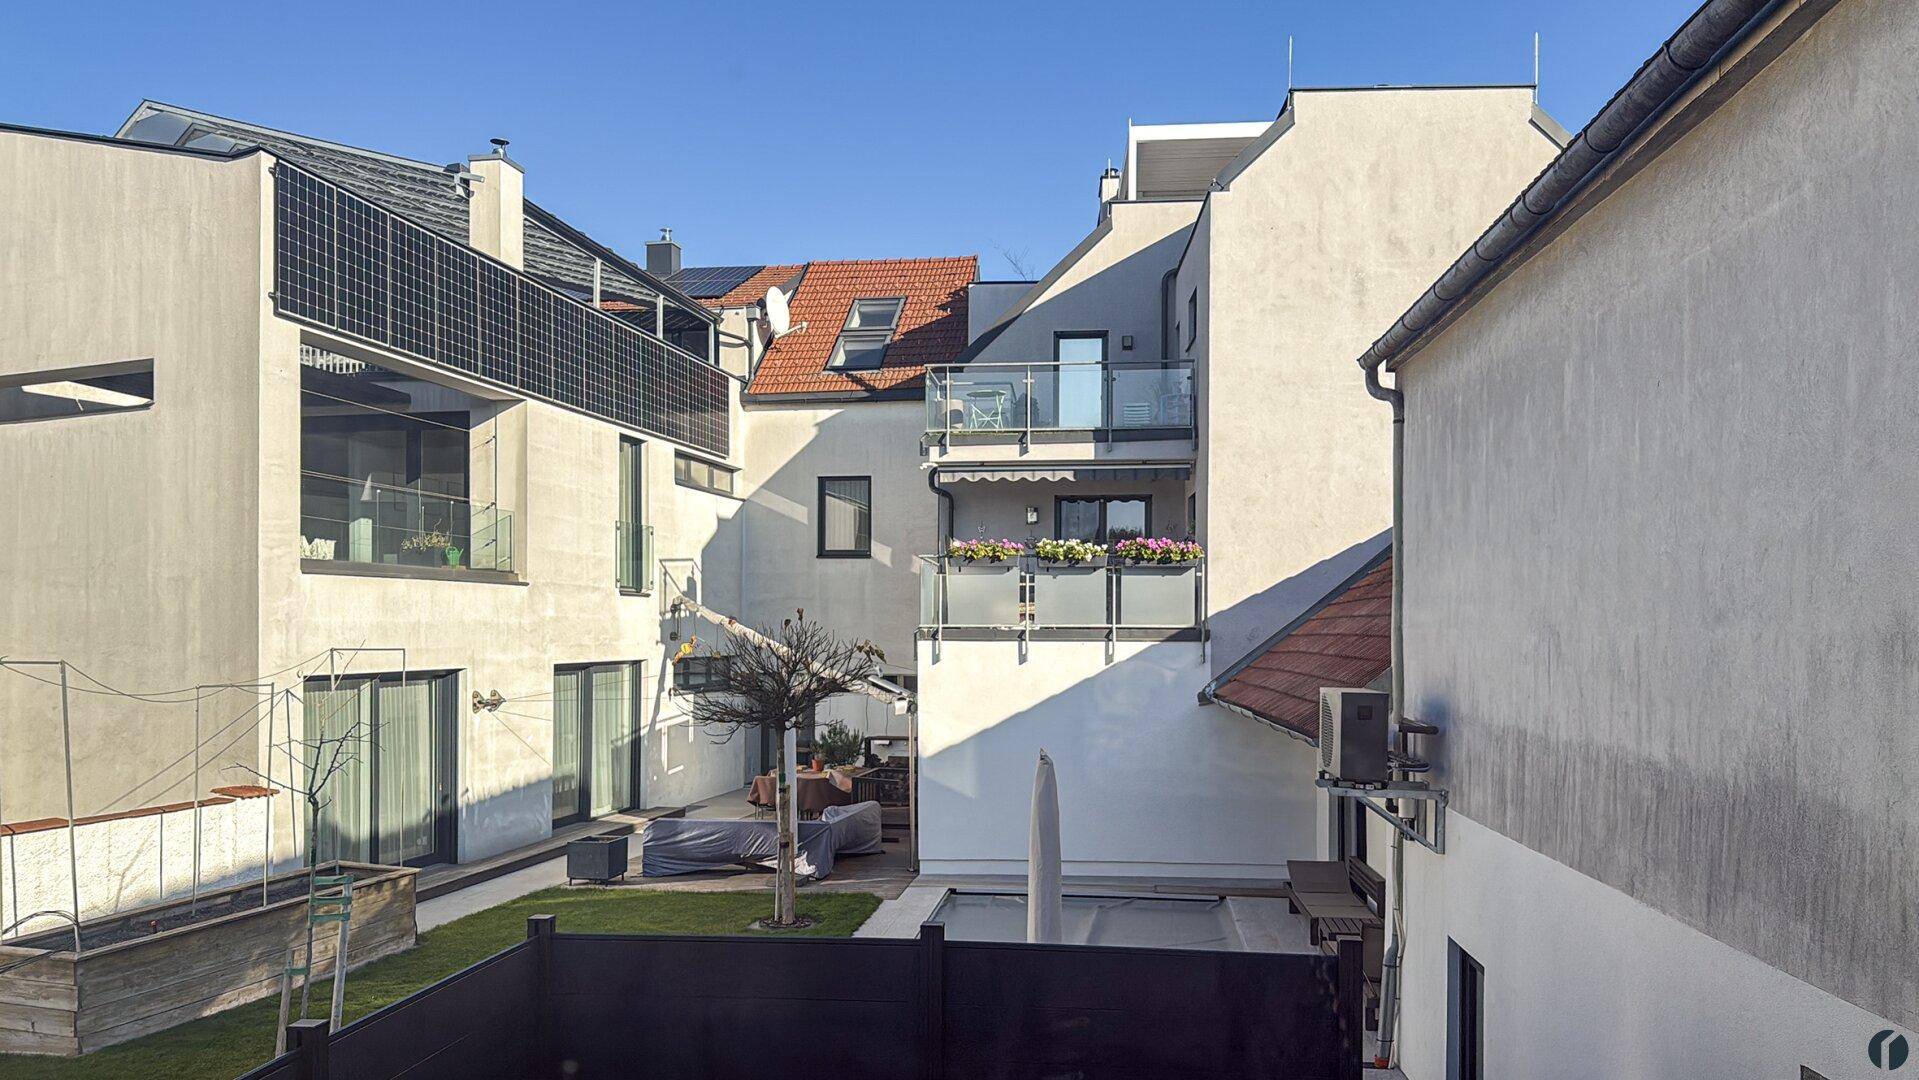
[616,520,655,593]
[300,471,515,579]
[919,555,1204,639]
[924,361,1194,440]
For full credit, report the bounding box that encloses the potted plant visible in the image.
[946,538,1026,563]
[402,528,453,566]
[1034,538,1107,565]
[1111,537,1204,564]
[815,719,864,768]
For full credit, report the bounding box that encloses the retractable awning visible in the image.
[937,464,1192,483]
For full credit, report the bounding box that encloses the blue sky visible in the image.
[4,0,1701,277]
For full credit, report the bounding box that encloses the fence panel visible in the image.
[326,940,541,1080]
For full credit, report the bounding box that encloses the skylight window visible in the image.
[829,297,906,370]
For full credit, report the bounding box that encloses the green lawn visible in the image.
[0,889,881,1080]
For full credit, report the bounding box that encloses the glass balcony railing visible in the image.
[299,471,515,574]
[924,361,1195,436]
[616,520,655,593]
[919,555,1204,631]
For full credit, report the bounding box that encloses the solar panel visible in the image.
[668,265,764,299]
[274,163,730,458]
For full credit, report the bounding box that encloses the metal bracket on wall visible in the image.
[1316,778,1448,854]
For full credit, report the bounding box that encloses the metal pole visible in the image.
[57,664,82,955]
[263,685,276,908]
[191,691,202,912]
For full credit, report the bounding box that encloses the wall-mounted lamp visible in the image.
[1025,506,1040,526]
[1121,334,1135,351]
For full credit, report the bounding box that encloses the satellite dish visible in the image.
[762,286,792,338]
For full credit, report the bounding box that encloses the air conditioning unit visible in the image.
[1318,687,1391,786]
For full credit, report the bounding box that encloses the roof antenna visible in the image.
[1533,33,1541,103]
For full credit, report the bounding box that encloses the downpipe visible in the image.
[1364,357,1407,1070]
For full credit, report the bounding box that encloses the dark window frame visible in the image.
[817,475,874,559]
[673,655,732,693]
[1051,329,1109,363]
[674,450,738,497]
[1160,271,1179,360]
[1053,494,1152,542]
[1448,940,1485,1080]
[302,669,460,868]
[550,660,645,826]
[1185,289,1199,351]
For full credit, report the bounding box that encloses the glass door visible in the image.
[554,662,641,825]
[1055,333,1106,429]
[552,669,588,825]
[305,672,457,868]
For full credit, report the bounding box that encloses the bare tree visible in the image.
[991,239,1037,279]
[679,612,882,927]
[229,684,375,1043]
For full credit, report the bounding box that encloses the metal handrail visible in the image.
[924,360,1195,436]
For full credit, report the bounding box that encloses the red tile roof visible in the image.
[746,256,975,399]
[1212,556,1392,740]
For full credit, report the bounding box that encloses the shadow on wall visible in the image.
[1206,529,1393,677]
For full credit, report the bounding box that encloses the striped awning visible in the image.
[938,465,1192,483]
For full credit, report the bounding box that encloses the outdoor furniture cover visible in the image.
[641,801,882,879]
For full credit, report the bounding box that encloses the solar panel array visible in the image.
[668,264,764,299]
[274,164,731,457]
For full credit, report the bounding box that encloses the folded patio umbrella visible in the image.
[1028,749,1063,943]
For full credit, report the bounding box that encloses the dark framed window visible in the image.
[1185,289,1198,351]
[1056,495,1150,542]
[818,476,873,558]
[617,437,649,592]
[674,451,737,497]
[302,670,459,868]
[551,661,643,825]
[673,655,731,693]
[828,297,906,370]
[1160,271,1178,359]
[1449,941,1485,1080]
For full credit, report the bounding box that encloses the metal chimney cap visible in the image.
[659,227,673,242]
[489,138,510,154]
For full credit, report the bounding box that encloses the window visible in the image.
[818,476,873,558]
[673,655,731,693]
[303,671,459,867]
[1160,271,1178,359]
[1185,289,1199,351]
[617,438,649,592]
[1449,941,1485,1080]
[674,451,737,497]
[0,360,153,424]
[1053,333,1107,428]
[828,297,905,370]
[552,662,642,824]
[1056,496,1149,542]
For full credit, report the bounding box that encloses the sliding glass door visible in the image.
[304,671,458,868]
[552,662,641,826]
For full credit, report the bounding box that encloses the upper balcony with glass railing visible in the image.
[299,471,515,579]
[924,361,1195,444]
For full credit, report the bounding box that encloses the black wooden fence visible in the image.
[240,916,1364,1080]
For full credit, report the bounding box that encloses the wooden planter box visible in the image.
[0,861,416,1056]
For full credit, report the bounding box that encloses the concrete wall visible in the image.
[0,134,269,822]
[917,638,1322,877]
[1193,87,1561,671]
[970,200,1197,364]
[738,400,932,678]
[965,282,1032,343]
[1394,0,1917,1049]
[266,324,748,861]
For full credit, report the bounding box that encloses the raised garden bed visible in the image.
[0,861,415,1056]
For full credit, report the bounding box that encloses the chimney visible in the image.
[467,138,524,269]
[647,228,682,278]
[1098,164,1122,205]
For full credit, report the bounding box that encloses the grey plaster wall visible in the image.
[1397,0,1917,1024]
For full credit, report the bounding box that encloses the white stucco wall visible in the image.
[917,638,1321,877]
[1192,87,1561,671]
[1391,0,1918,1056]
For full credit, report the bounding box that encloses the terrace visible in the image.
[924,359,1195,443]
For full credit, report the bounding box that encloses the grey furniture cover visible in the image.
[641,801,883,879]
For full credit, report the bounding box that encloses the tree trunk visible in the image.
[774,726,798,925]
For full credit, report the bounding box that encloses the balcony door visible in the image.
[305,671,458,868]
[553,663,641,826]
[1054,332,1107,429]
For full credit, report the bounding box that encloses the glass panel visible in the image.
[846,298,903,330]
[821,478,871,554]
[1117,565,1199,627]
[375,677,436,864]
[1054,336,1106,364]
[831,334,889,370]
[299,472,514,573]
[588,665,635,815]
[1110,364,1194,428]
[307,679,372,865]
[1057,365,1103,428]
[942,563,1022,625]
[1033,565,1109,626]
[552,670,585,823]
[1106,499,1148,541]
